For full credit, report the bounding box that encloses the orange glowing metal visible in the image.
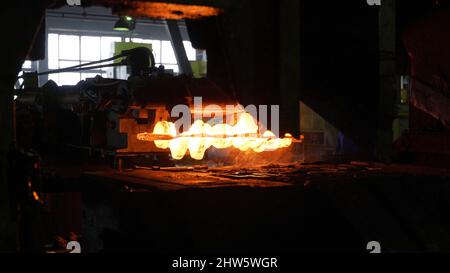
[33,191,40,201]
[118,1,221,20]
[138,112,299,160]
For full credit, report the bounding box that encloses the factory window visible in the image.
[48,33,121,85]
[16,61,39,89]
[48,33,198,84]
[22,61,33,69]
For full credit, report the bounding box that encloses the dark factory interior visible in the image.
[1,0,450,257]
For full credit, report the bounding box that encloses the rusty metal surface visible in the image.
[85,168,290,190]
[82,161,450,192]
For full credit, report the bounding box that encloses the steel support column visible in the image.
[279,0,301,137]
[376,0,398,162]
[166,20,193,76]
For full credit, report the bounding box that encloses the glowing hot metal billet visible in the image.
[137,112,301,160]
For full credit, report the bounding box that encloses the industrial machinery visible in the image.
[15,45,298,173]
[11,40,305,252]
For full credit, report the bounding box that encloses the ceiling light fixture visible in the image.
[113,16,136,31]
